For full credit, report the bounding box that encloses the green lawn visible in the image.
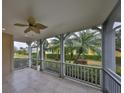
[116,66,121,76]
[14,54,28,58]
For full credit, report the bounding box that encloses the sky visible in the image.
[14,41,28,50]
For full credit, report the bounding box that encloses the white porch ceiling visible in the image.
[3,0,118,42]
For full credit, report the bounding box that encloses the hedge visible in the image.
[46,54,101,61]
[32,53,37,58]
[32,53,120,63]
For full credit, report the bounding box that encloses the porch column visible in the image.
[39,39,44,71]
[60,34,65,78]
[27,42,32,68]
[102,21,116,72]
[102,20,116,92]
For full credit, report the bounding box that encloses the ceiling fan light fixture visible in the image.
[24,34,28,37]
[14,16,47,34]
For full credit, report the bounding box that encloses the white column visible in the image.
[27,43,32,68]
[39,39,44,71]
[60,34,65,78]
[102,21,116,93]
[102,21,116,72]
[102,1,120,93]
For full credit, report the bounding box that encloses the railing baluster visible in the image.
[80,66,82,80]
[72,65,74,77]
[84,66,86,81]
[77,65,79,79]
[66,64,68,76]
[87,68,89,82]
[68,64,70,76]
[65,64,66,75]
[75,64,76,78]
[76,64,78,79]
[91,68,93,83]
[67,64,69,76]
[71,64,72,77]
[95,69,97,85]
[100,69,102,86]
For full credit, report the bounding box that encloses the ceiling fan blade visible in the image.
[27,16,36,25]
[14,23,29,27]
[24,27,31,33]
[34,23,47,29]
[30,27,40,34]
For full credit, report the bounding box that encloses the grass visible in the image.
[15,53,121,76]
[14,53,28,58]
[116,66,121,76]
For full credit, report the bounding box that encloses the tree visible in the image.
[47,38,60,60]
[44,29,102,63]
[69,29,102,63]
[14,46,18,53]
[115,26,121,52]
[16,47,27,55]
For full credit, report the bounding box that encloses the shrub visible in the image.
[46,54,60,60]
[32,53,37,58]
[46,54,101,61]
[84,55,101,61]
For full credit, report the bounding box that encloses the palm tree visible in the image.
[45,29,101,63]
[46,37,60,60]
[115,26,121,52]
[68,29,102,64]
[65,35,77,61]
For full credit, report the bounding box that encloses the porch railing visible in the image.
[103,68,121,93]
[65,63,102,87]
[44,60,60,73]
[43,60,102,87]
[14,58,29,70]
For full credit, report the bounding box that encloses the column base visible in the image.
[59,74,65,79]
[40,69,44,71]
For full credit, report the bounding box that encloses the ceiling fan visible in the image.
[14,16,47,34]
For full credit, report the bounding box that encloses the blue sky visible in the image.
[14,41,27,49]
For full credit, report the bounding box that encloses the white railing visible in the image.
[44,60,60,73]
[103,69,121,93]
[14,58,29,70]
[65,63,102,87]
[43,60,102,87]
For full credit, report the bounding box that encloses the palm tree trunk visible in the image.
[74,52,81,64]
[74,47,84,64]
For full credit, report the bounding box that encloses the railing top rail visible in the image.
[14,58,29,59]
[45,60,61,63]
[32,58,38,60]
[65,62,102,69]
[104,68,121,85]
[43,60,102,69]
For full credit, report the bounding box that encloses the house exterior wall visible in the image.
[2,32,13,78]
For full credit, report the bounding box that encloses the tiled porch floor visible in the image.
[3,68,102,93]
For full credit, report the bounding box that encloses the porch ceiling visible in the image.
[3,0,118,42]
